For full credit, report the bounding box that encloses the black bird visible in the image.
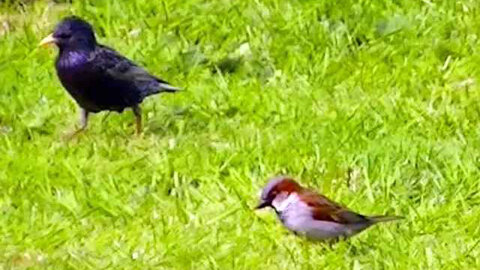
[40,16,180,135]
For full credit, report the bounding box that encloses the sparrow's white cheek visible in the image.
[272,193,300,212]
[271,198,283,211]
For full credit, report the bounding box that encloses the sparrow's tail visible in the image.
[368,215,403,224]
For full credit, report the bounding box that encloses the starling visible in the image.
[40,16,180,135]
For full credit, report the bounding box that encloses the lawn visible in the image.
[1,0,480,269]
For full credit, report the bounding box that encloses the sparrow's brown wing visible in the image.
[300,191,369,224]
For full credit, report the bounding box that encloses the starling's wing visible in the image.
[91,45,179,97]
[300,191,370,224]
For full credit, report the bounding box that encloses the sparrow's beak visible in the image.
[39,33,57,47]
[255,200,270,209]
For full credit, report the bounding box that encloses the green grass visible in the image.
[1,0,480,269]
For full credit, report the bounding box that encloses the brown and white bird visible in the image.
[256,176,402,241]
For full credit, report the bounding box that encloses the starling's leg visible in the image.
[132,105,142,135]
[78,108,89,131]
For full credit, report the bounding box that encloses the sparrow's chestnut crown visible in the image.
[256,176,302,209]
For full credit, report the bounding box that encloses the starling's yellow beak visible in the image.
[39,33,57,47]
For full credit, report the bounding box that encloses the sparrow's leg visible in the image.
[326,237,340,248]
[132,105,142,135]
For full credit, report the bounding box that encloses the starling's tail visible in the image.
[368,215,403,224]
[142,78,181,98]
[158,82,181,93]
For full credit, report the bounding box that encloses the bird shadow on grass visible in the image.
[145,100,242,137]
[144,105,207,136]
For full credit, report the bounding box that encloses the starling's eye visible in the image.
[57,32,71,39]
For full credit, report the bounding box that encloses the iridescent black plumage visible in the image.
[42,16,179,134]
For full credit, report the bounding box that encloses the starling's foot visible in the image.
[62,128,86,141]
[63,108,89,140]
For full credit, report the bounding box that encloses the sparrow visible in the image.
[39,16,180,135]
[256,176,402,241]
